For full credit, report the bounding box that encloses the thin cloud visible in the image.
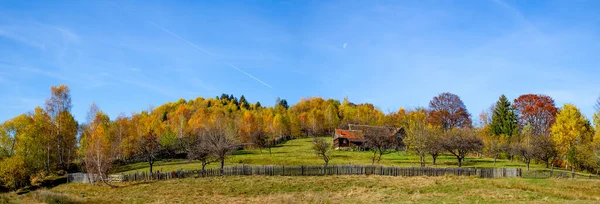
[101,71,191,98]
[148,21,273,88]
[492,0,538,33]
[343,43,348,49]
[9,65,74,83]
[0,28,46,49]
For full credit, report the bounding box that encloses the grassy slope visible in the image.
[8,176,600,203]
[117,137,538,174]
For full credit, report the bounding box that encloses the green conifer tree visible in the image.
[490,95,518,137]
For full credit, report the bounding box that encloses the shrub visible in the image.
[30,171,48,187]
[0,156,29,190]
[0,194,10,204]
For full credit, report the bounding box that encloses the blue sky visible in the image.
[1,0,599,124]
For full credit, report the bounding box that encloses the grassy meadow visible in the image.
[4,137,600,203]
[117,137,545,174]
[5,176,600,203]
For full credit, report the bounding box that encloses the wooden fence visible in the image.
[117,165,521,182]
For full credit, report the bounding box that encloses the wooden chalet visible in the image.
[333,124,404,150]
[333,129,365,149]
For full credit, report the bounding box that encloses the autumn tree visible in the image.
[31,107,53,173]
[81,104,113,184]
[532,132,558,169]
[513,94,558,169]
[578,142,600,175]
[0,118,19,159]
[481,131,507,166]
[551,104,594,174]
[0,112,48,189]
[594,96,600,142]
[203,117,238,175]
[238,110,257,143]
[0,156,28,190]
[404,109,431,167]
[324,103,340,135]
[363,126,397,164]
[441,128,484,167]
[138,131,162,174]
[426,128,444,166]
[44,84,78,169]
[312,137,332,166]
[272,113,290,138]
[186,129,215,176]
[287,110,301,138]
[513,94,557,137]
[250,128,269,153]
[173,103,191,145]
[428,92,472,131]
[111,113,129,160]
[513,125,536,171]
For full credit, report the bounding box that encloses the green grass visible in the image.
[5,137,599,203]
[6,176,600,203]
[117,137,549,174]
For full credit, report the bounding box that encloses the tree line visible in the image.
[402,93,600,176]
[1,84,600,189]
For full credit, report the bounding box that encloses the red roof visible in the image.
[335,129,363,139]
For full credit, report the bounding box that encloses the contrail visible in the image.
[223,62,273,88]
[148,21,272,88]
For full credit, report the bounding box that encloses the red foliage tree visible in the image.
[513,94,558,136]
[428,92,472,131]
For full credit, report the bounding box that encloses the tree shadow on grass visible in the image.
[233,151,256,155]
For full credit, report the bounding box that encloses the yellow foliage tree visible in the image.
[593,110,600,143]
[551,104,594,170]
[82,105,113,184]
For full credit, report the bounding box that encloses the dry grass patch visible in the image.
[9,176,597,203]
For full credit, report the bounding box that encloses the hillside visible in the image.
[117,137,535,174]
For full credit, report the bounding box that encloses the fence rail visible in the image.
[109,165,521,183]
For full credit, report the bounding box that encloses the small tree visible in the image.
[138,131,162,174]
[513,141,534,171]
[441,128,484,167]
[204,123,238,175]
[250,129,268,153]
[426,128,444,166]
[483,134,508,166]
[364,126,396,165]
[0,156,29,190]
[404,110,429,167]
[312,137,332,166]
[186,131,214,177]
[81,106,114,186]
[532,133,558,169]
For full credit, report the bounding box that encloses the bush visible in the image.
[33,190,84,204]
[0,156,29,190]
[0,194,9,204]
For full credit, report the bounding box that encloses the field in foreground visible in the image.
[7,176,600,203]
